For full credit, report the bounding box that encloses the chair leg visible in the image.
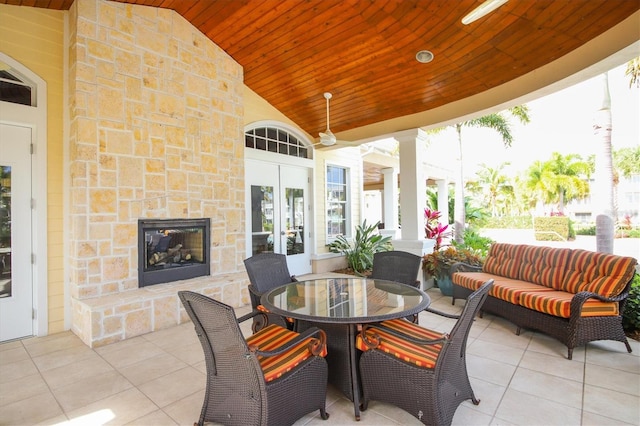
[320,408,330,420]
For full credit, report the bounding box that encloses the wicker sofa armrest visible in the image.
[450,261,482,274]
[570,275,634,316]
[359,323,448,349]
[250,327,328,357]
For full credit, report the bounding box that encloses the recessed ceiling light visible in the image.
[462,0,508,25]
[416,50,434,63]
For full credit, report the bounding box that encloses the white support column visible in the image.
[381,167,398,234]
[397,129,428,241]
[436,179,449,225]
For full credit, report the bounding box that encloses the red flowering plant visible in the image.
[424,208,450,251]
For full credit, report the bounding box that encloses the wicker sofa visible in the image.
[451,243,637,359]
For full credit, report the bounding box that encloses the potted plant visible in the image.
[328,220,393,275]
[422,247,484,296]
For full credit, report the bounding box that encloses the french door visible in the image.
[246,160,312,275]
[0,123,33,341]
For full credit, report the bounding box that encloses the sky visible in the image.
[429,63,640,179]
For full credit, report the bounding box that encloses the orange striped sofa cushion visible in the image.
[490,278,555,304]
[519,291,619,318]
[519,246,571,288]
[355,318,443,369]
[452,272,494,291]
[246,324,327,382]
[559,249,637,297]
[482,243,527,279]
[453,273,555,304]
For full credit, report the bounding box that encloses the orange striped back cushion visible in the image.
[519,246,571,288]
[560,250,637,297]
[246,324,327,382]
[483,243,527,279]
[355,318,443,369]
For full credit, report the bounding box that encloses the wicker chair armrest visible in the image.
[250,327,327,357]
[237,309,269,324]
[449,262,482,274]
[359,323,448,350]
[423,307,461,319]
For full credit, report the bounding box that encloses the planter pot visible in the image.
[435,274,454,296]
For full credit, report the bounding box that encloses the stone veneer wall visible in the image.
[67,0,247,347]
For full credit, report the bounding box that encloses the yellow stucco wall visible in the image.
[0,4,66,334]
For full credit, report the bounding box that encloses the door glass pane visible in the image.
[0,166,12,298]
[285,187,304,255]
[250,185,274,255]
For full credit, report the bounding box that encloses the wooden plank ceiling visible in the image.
[4,0,639,143]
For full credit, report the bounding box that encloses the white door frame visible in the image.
[0,53,48,338]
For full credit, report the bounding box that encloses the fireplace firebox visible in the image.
[138,218,211,287]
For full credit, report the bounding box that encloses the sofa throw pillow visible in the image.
[482,243,527,279]
[559,249,637,297]
[519,246,571,288]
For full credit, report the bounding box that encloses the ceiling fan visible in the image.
[318,92,337,146]
[311,92,360,149]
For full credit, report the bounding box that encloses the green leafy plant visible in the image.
[451,229,494,257]
[622,273,640,333]
[422,246,484,278]
[328,220,392,274]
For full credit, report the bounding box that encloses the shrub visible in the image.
[452,229,494,257]
[328,220,392,274]
[483,216,533,229]
[575,225,596,236]
[623,273,640,333]
[533,216,570,241]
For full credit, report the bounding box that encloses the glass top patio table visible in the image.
[261,277,430,421]
[261,276,430,324]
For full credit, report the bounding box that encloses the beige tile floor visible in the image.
[1,287,639,426]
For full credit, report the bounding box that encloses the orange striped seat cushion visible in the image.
[482,243,527,279]
[518,291,619,318]
[490,278,555,304]
[519,246,571,288]
[245,324,327,382]
[355,318,443,369]
[559,249,637,297]
[453,273,555,304]
[452,272,492,291]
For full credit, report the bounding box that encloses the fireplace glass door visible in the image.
[138,218,210,286]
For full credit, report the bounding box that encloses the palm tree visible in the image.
[474,162,514,217]
[523,160,557,213]
[613,144,640,178]
[448,106,530,243]
[625,57,640,88]
[593,72,615,253]
[544,152,592,213]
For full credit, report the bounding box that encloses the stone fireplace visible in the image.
[67,0,249,348]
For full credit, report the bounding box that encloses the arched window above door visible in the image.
[0,63,36,107]
[245,124,311,159]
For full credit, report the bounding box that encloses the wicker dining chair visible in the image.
[244,252,298,331]
[356,279,494,426]
[370,250,423,322]
[178,291,330,426]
